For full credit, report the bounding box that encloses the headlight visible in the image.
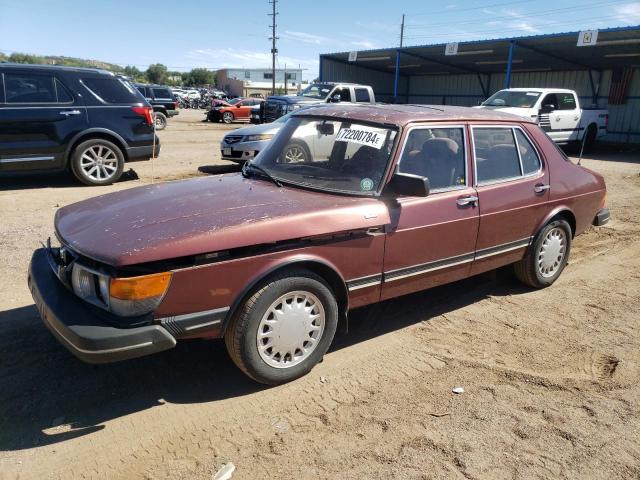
[109,272,172,317]
[245,134,273,142]
[71,263,172,317]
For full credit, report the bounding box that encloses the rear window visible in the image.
[81,77,140,104]
[558,93,577,110]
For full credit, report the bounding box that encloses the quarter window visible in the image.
[398,127,466,190]
[4,73,57,103]
[82,77,140,104]
[514,129,541,175]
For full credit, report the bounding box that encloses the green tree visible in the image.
[123,65,142,80]
[0,52,6,62]
[8,52,45,64]
[145,63,168,84]
[185,68,214,86]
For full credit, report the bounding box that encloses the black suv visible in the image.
[0,64,159,186]
[134,83,179,130]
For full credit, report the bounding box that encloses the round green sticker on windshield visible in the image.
[360,178,374,191]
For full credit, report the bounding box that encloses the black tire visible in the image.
[280,140,311,163]
[224,270,339,385]
[514,219,572,288]
[70,138,124,186]
[582,123,597,153]
[154,112,167,130]
[222,111,234,124]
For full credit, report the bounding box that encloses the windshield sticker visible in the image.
[336,126,386,150]
[360,178,375,191]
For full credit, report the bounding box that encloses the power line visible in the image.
[406,0,537,17]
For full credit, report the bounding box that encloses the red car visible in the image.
[29,105,609,385]
[207,97,262,123]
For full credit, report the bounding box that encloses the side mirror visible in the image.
[236,103,242,108]
[316,122,334,135]
[389,172,430,197]
[540,103,555,113]
[329,94,341,103]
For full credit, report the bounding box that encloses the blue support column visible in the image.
[393,49,400,102]
[319,55,324,82]
[504,41,516,89]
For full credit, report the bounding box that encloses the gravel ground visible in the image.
[0,109,639,479]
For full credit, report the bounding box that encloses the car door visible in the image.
[381,124,479,301]
[540,92,579,143]
[234,100,252,119]
[0,69,87,172]
[470,124,549,276]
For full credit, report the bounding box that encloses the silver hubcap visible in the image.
[538,227,566,277]
[284,146,305,163]
[224,113,232,122]
[155,115,165,126]
[80,145,118,181]
[257,291,325,369]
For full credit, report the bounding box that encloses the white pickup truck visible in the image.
[477,88,608,148]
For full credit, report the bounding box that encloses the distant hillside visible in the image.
[0,52,123,72]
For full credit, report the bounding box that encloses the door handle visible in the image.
[534,183,551,194]
[456,195,478,207]
[60,110,81,116]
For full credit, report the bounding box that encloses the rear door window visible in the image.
[514,129,541,175]
[473,127,522,183]
[354,88,370,103]
[82,77,141,104]
[4,73,57,103]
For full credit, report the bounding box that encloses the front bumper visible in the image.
[593,208,610,226]
[220,140,266,163]
[28,248,176,364]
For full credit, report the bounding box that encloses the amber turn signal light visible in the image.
[110,272,172,300]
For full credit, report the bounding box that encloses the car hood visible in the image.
[475,105,533,119]
[55,174,389,267]
[267,95,322,105]
[224,122,283,138]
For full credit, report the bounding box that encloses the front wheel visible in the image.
[514,219,572,288]
[225,270,338,385]
[70,139,124,186]
[222,112,234,124]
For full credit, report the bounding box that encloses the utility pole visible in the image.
[400,14,405,48]
[284,63,287,94]
[268,0,278,95]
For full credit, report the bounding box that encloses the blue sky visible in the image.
[1,0,639,79]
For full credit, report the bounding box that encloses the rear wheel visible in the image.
[225,270,338,385]
[70,139,124,186]
[514,219,572,288]
[281,140,311,163]
[154,112,167,130]
[222,112,234,124]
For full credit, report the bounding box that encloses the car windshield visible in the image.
[298,83,333,100]
[482,90,541,108]
[251,116,397,195]
[228,98,243,105]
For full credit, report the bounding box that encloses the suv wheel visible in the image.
[514,219,572,288]
[154,112,167,130]
[222,112,234,124]
[71,139,124,186]
[225,270,338,385]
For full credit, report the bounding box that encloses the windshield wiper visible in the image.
[242,162,283,187]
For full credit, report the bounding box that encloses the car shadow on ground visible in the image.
[0,268,529,452]
[0,169,140,191]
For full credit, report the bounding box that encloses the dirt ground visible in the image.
[0,109,639,479]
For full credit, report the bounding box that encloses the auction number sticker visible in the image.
[336,126,386,150]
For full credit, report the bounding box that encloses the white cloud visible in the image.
[184,48,318,78]
[281,31,330,45]
[614,3,640,24]
[351,40,377,49]
[355,20,398,34]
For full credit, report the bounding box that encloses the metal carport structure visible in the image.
[319,26,640,143]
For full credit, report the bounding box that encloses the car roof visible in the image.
[292,104,533,126]
[501,87,575,94]
[0,63,113,75]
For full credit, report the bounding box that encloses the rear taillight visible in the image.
[132,106,153,126]
[173,101,179,109]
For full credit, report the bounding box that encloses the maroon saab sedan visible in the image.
[28,104,609,385]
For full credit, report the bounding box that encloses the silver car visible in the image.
[220,106,318,163]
